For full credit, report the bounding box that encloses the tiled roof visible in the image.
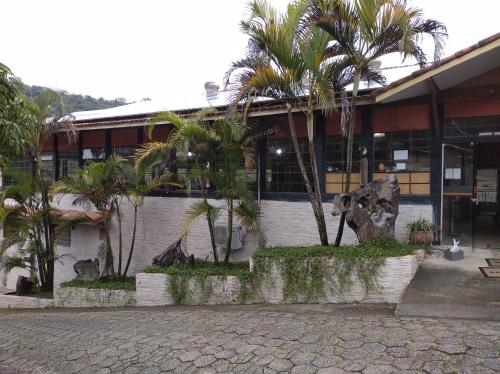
[372,32,500,98]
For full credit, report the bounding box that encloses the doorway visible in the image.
[441,142,500,249]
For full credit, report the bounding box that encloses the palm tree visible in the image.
[51,156,124,279]
[117,161,166,280]
[225,0,365,245]
[303,0,447,245]
[137,110,266,263]
[0,90,76,289]
[0,63,29,163]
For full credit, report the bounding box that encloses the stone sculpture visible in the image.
[332,174,400,242]
[153,238,194,267]
[74,258,100,281]
[16,276,33,296]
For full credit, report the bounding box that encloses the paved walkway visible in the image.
[0,305,499,373]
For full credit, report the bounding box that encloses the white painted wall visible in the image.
[2,194,433,287]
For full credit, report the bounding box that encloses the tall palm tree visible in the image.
[117,161,166,280]
[137,110,266,263]
[51,156,124,279]
[225,0,369,245]
[0,90,76,289]
[0,63,29,163]
[303,0,447,245]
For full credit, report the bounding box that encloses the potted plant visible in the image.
[406,218,437,247]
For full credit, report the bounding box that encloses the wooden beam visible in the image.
[428,78,441,137]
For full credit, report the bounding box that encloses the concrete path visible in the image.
[397,249,500,321]
[0,305,499,373]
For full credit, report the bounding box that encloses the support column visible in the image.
[105,129,112,159]
[78,131,84,168]
[314,112,326,193]
[137,126,144,145]
[361,107,373,182]
[54,134,60,180]
[257,129,267,195]
[430,103,444,243]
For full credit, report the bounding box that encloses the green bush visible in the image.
[253,236,414,260]
[60,277,136,291]
[143,259,252,278]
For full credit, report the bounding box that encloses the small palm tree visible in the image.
[137,110,266,263]
[303,0,447,245]
[51,156,124,279]
[116,161,169,280]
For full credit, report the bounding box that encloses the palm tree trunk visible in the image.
[286,104,325,244]
[122,204,138,280]
[102,218,114,280]
[224,198,233,263]
[116,204,123,279]
[207,208,219,263]
[335,72,361,247]
[307,110,328,245]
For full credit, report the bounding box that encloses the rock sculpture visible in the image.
[332,174,400,242]
[74,258,100,281]
[153,238,194,267]
[16,276,33,296]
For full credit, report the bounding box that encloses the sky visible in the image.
[1,0,499,105]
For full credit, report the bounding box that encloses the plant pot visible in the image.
[411,230,433,246]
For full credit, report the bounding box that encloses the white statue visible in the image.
[450,239,460,253]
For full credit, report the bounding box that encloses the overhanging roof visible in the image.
[373,33,500,103]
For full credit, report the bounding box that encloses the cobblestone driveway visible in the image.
[0,305,498,373]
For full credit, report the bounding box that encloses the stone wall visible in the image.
[0,294,54,309]
[54,287,136,308]
[55,194,432,282]
[135,250,424,306]
[136,273,247,306]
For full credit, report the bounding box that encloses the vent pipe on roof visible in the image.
[365,60,382,88]
[204,81,220,105]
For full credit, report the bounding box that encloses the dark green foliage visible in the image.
[253,236,414,260]
[60,277,136,291]
[253,236,415,300]
[20,85,127,112]
[144,259,251,278]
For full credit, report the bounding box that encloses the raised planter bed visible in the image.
[54,287,136,308]
[136,240,425,306]
[0,294,54,309]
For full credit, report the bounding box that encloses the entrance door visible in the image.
[441,144,475,247]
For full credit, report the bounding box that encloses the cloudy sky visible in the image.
[1,0,499,104]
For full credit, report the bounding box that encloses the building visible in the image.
[2,33,500,287]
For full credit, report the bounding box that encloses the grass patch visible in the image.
[60,277,136,291]
[143,259,251,278]
[26,288,53,299]
[253,236,414,260]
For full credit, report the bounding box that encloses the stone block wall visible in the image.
[136,273,248,306]
[56,194,432,280]
[0,294,54,309]
[54,287,136,308]
[135,250,424,306]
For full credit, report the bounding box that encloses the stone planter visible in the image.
[136,250,424,306]
[135,273,257,306]
[54,287,136,308]
[0,294,54,309]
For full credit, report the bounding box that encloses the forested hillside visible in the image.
[20,85,128,112]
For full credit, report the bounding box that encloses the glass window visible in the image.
[373,131,431,172]
[325,135,361,172]
[112,146,136,162]
[82,148,105,166]
[40,151,55,181]
[58,227,71,247]
[59,149,79,178]
[265,138,311,193]
[445,116,500,138]
[2,157,32,187]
